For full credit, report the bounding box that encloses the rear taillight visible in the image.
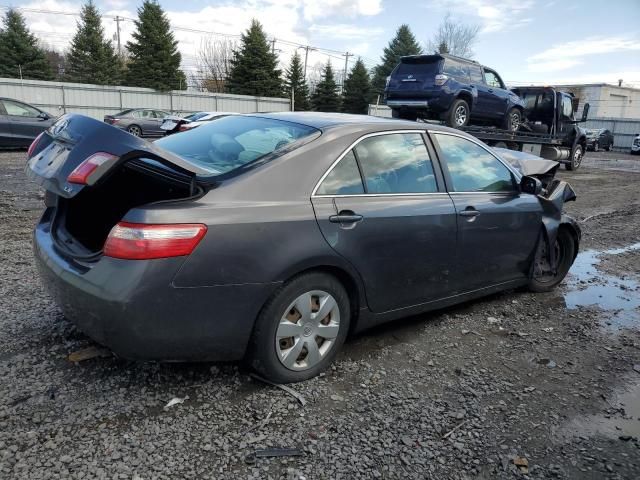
[179,124,195,132]
[27,132,45,158]
[104,222,207,260]
[67,152,118,185]
[435,74,449,86]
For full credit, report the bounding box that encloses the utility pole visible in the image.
[18,65,23,80]
[342,52,353,93]
[114,16,122,56]
[299,45,316,79]
[270,38,277,55]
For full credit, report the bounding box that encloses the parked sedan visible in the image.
[585,128,614,151]
[161,111,235,135]
[26,112,580,383]
[0,97,55,148]
[103,108,171,137]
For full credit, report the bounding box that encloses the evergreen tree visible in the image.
[284,51,310,111]
[311,62,340,112]
[65,1,121,85]
[125,0,186,91]
[438,41,449,54]
[342,58,372,114]
[0,9,53,80]
[371,24,422,95]
[227,20,282,97]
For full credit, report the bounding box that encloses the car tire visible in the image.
[127,125,142,137]
[564,144,583,171]
[503,108,522,132]
[248,272,350,383]
[593,141,599,152]
[606,143,613,151]
[528,228,575,293]
[446,99,470,128]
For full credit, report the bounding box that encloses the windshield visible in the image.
[185,112,210,121]
[155,115,320,176]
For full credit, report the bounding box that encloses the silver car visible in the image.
[103,108,171,137]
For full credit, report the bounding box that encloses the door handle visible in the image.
[459,209,480,217]
[329,212,363,224]
[487,89,493,93]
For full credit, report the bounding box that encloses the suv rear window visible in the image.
[442,59,470,83]
[395,57,442,76]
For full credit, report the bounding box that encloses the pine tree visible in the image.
[125,0,186,91]
[284,51,310,111]
[65,1,121,85]
[311,62,340,112]
[227,20,282,97]
[342,59,372,115]
[438,41,449,54]
[0,9,53,80]
[371,24,422,95]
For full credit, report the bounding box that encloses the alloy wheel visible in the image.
[454,105,467,126]
[573,145,583,168]
[128,126,142,137]
[275,290,341,371]
[510,112,521,131]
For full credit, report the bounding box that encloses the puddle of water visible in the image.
[564,380,640,440]
[564,242,640,329]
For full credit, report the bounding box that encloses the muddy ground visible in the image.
[0,149,639,479]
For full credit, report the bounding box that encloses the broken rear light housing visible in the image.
[104,222,207,260]
[27,132,45,158]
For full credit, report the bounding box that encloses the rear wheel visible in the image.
[528,228,575,292]
[127,125,142,137]
[446,99,470,128]
[593,141,600,152]
[248,272,350,383]
[565,144,583,171]
[503,108,522,132]
[606,142,613,151]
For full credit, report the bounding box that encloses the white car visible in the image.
[160,111,235,135]
[631,134,640,155]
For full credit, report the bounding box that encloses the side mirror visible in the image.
[38,112,49,120]
[520,175,542,195]
[580,103,589,122]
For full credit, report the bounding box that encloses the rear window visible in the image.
[115,109,134,116]
[155,115,320,176]
[442,59,470,83]
[395,57,442,76]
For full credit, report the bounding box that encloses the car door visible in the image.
[311,131,458,313]
[430,131,542,292]
[1,99,51,147]
[480,69,509,118]
[468,64,491,118]
[151,110,169,135]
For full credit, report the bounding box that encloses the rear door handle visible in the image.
[459,209,480,217]
[329,212,363,224]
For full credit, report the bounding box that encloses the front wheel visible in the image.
[565,144,583,171]
[593,141,599,152]
[606,143,613,151]
[446,99,470,128]
[528,228,575,293]
[248,272,350,383]
[127,125,142,137]
[503,108,522,132]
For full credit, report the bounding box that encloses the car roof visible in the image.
[246,111,456,132]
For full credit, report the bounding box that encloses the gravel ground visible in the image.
[1,149,639,479]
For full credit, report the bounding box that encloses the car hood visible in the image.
[492,147,559,177]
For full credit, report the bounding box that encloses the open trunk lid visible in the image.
[26,114,212,198]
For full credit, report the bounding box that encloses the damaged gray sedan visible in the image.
[26,112,580,383]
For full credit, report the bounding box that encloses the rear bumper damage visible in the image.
[34,210,279,361]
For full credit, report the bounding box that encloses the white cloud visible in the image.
[527,35,640,72]
[425,0,535,33]
[302,0,382,21]
[309,23,384,40]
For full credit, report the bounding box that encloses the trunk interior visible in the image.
[55,159,196,255]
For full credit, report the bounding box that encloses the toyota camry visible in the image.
[26,112,580,383]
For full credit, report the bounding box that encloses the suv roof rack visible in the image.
[399,53,480,65]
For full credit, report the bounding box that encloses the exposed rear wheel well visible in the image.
[559,224,580,261]
[457,92,474,109]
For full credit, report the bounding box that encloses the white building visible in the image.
[552,83,640,119]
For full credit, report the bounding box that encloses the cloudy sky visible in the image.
[3,0,640,87]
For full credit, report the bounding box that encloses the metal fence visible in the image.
[0,78,291,120]
[368,105,640,151]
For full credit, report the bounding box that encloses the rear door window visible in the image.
[354,133,438,194]
[433,133,516,192]
[3,100,40,117]
[316,151,364,195]
[442,59,470,83]
[469,65,483,84]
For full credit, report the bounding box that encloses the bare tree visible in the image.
[197,35,237,93]
[427,13,479,58]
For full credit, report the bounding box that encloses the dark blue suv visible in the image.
[385,54,525,131]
